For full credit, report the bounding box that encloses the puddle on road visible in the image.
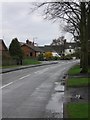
[54,82,64,92]
[45,82,65,118]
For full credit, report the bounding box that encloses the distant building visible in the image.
[39,42,78,57]
[64,42,77,56]
[39,45,60,57]
[20,40,43,58]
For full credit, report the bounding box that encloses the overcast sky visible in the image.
[1,2,73,47]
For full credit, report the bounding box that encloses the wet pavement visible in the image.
[44,81,65,118]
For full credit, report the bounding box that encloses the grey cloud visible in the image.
[2,2,70,47]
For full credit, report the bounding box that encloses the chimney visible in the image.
[26,40,29,44]
[26,40,33,45]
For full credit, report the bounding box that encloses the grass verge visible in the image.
[68,65,90,75]
[68,64,81,75]
[2,58,41,68]
[66,103,88,118]
[67,77,90,87]
[23,58,41,65]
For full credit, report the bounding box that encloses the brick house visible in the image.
[0,39,11,65]
[0,39,9,57]
[20,40,43,58]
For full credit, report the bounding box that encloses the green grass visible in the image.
[67,77,90,87]
[23,58,41,65]
[67,103,88,118]
[2,65,21,69]
[68,65,90,75]
[2,58,41,68]
[68,65,81,75]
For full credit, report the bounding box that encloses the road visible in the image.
[2,60,79,118]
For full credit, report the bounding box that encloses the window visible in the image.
[69,49,71,52]
[30,52,33,56]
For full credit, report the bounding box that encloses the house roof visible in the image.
[65,42,77,49]
[51,45,64,53]
[39,46,55,52]
[39,42,78,54]
[21,43,43,52]
[0,39,8,51]
[20,41,78,54]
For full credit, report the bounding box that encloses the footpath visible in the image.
[1,61,58,74]
[64,64,89,118]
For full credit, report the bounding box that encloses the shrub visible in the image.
[37,53,44,61]
[44,52,53,60]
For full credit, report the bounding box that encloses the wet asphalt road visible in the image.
[2,60,79,118]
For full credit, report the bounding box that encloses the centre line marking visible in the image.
[1,74,31,89]
[19,74,30,80]
[0,82,13,89]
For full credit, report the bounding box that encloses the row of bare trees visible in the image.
[31,1,90,73]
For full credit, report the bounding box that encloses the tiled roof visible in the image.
[0,39,8,51]
[65,42,77,49]
[39,46,55,52]
[39,42,78,54]
[20,41,79,54]
[21,43,43,52]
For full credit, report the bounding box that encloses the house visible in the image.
[0,39,10,57]
[0,39,11,65]
[39,45,60,57]
[64,42,77,55]
[20,40,43,58]
[39,42,78,57]
[51,42,78,56]
[0,39,8,54]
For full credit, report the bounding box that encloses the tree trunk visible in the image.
[88,2,90,66]
[80,2,88,73]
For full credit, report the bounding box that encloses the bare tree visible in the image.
[31,1,90,73]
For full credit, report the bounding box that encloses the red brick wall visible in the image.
[0,41,7,51]
[21,45,36,57]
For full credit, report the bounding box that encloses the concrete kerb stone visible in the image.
[1,62,58,74]
[63,73,69,118]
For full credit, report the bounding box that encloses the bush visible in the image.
[52,56,60,60]
[37,53,44,61]
[44,52,53,60]
[60,54,72,60]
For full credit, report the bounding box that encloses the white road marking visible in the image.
[19,74,30,80]
[34,68,49,74]
[1,74,31,89]
[0,82,13,89]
